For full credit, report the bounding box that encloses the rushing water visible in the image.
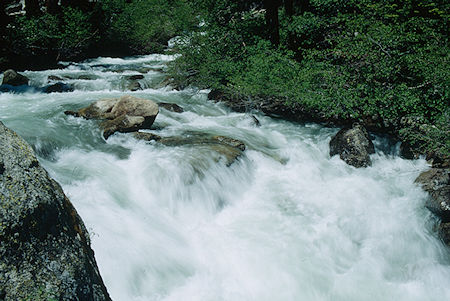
[1,55,449,301]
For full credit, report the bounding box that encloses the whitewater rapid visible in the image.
[0,55,449,301]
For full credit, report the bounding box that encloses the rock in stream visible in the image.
[0,121,111,301]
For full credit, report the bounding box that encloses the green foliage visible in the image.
[9,7,95,59]
[170,0,449,155]
[101,0,196,53]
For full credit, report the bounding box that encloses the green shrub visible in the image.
[9,7,96,59]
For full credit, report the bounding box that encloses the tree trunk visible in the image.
[46,0,60,14]
[285,0,294,16]
[25,0,41,17]
[297,0,310,14]
[264,0,281,46]
[61,0,91,11]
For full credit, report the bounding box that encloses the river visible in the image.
[1,54,449,301]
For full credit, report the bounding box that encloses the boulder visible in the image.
[0,121,111,301]
[415,168,450,221]
[64,95,159,139]
[134,131,246,166]
[43,82,74,93]
[1,69,29,86]
[101,115,145,139]
[159,102,184,113]
[329,124,375,168]
[76,98,119,119]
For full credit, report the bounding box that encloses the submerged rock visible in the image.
[0,121,111,301]
[329,124,375,168]
[132,132,162,141]
[1,69,29,86]
[134,131,246,166]
[65,95,159,139]
[125,74,145,80]
[47,75,64,82]
[127,81,142,91]
[43,82,74,93]
[159,102,184,113]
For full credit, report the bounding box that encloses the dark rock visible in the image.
[126,74,144,80]
[329,124,375,168]
[251,115,261,127]
[127,81,142,91]
[47,75,64,82]
[439,222,450,246]
[399,142,420,160]
[159,102,184,113]
[132,132,162,141]
[207,89,321,123]
[64,74,98,80]
[64,110,79,117]
[43,82,74,93]
[0,121,111,301]
[1,69,29,86]
[415,168,450,221]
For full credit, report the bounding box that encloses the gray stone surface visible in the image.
[1,69,29,86]
[0,121,111,301]
[329,124,375,168]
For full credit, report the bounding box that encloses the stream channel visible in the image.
[1,54,449,301]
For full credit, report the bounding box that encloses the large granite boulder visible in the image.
[329,124,375,168]
[1,69,29,86]
[65,95,159,139]
[0,121,111,301]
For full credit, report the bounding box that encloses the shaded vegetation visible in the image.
[169,0,449,158]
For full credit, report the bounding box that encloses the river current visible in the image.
[0,55,449,301]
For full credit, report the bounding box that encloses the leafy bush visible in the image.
[101,0,196,53]
[170,0,449,155]
[9,7,95,59]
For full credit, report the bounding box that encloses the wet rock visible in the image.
[159,102,184,113]
[65,74,98,80]
[251,115,261,127]
[71,98,118,119]
[0,121,111,301]
[101,115,145,139]
[415,168,450,221]
[132,132,162,141]
[47,75,64,82]
[66,95,159,139]
[1,69,29,86]
[126,74,144,80]
[43,82,74,93]
[399,141,420,160]
[439,222,450,246]
[110,95,159,128]
[127,81,142,91]
[329,124,375,168]
[136,132,246,166]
